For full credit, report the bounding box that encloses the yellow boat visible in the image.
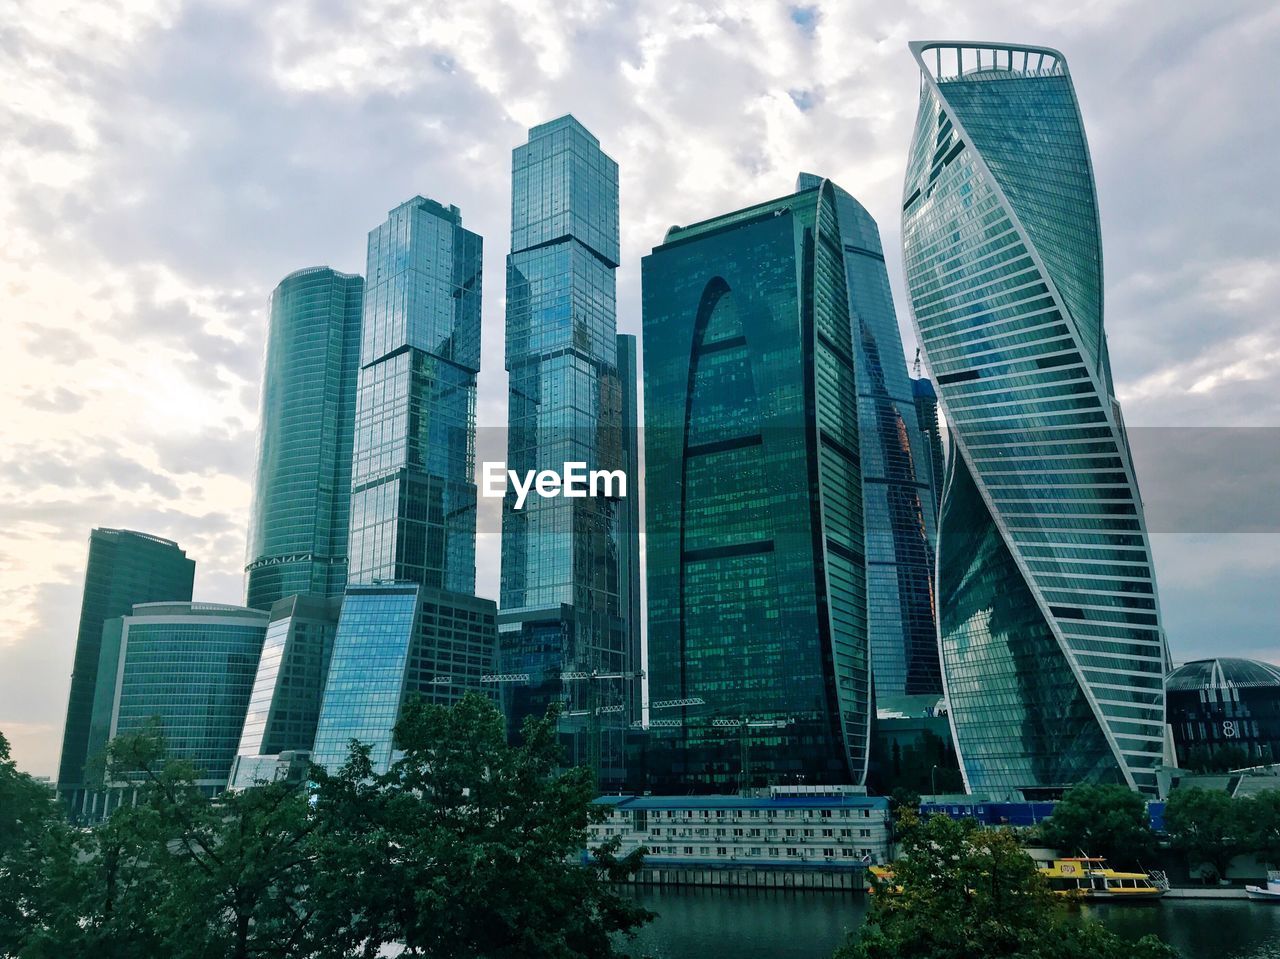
[1039,857,1167,901]
[867,865,901,894]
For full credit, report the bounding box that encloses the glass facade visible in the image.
[1166,658,1280,768]
[83,602,267,814]
[902,42,1169,797]
[616,333,643,725]
[56,528,195,815]
[229,594,340,788]
[245,267,363,610]
[311,584,497,775]
[798,173,941,700]
[641,180,872,790]
[912,376,946,515]
[347,197,481,593]
[498,116,635,783]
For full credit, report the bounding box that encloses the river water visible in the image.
[621,887,1280,959]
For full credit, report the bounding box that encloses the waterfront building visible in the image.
[310,583,497,774]
[55,528,195,815]
[498,116,635,782]
[1166,658,1280,770]
[641,177,872,790]
[82,602,267,818]
[902,41,1169,798]
[244,267,363,610]
[228,594,340,789]
[589,788,892,871]
[798,172,941,700]
[346,196,482,593]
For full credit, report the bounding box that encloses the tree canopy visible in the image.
[1039,783,1155,867]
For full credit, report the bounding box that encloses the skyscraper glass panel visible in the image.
[798,173,941,700]
[245,267,363,610]
[347,197,481,593]
[902,41,1169,797]
[56,528,195,815]
[499,116,634,782]
[642,179,871,789]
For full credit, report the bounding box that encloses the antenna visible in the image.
[913,347,923,379]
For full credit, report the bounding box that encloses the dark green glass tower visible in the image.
[245,267,363,610]
[642,179,872,790]
[55,528,195,813]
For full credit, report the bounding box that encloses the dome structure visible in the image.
[1166,657,1280,771]
[1166,658,1280,692]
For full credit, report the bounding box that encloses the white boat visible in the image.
[1246,871,1280,902]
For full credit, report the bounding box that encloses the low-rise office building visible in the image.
[589,788,892,870]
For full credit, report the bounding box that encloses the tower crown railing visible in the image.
[910,41,1066,84]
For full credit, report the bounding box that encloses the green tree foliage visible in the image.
[307,694,652,958]
[1241,789,1280,868]
[835,814,1178,959]
[0,696,652,958]
[1163,787,1244,881]
[1039,784,1155,867]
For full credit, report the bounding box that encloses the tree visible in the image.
[835,814,1178,959]
[308,693,653,958]
[1163,787,1244,882]
[1240,789,1280,869]
[1040,784,1155,867]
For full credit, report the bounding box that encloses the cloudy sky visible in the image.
[3,0,1277,776]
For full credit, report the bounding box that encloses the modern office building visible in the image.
[56,528,195,815]
[498,116,635,782]
[346,196,482,593]
[244,267,363,610]
[902,41,1169,798]
[1167,658,1280,769]
[310,584,497,774]
[81,602,267,818]
[228,594,340,789]
[310,196,497,776]
[616,333,643,725]
[641,177,872,790]
[911,376,945,515]
[798,172,941,701]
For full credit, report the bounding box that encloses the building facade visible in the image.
[911,376,945,516]
[641,178,872,790]
[245,267,363,610]
[902,41,1169,798]
[81,602,267,818]
[798,172,941,701]
[229,594,340,789]
[498,116,634,781]
[346,196,481,593]
[1167,658,1280,769]
[56,528,195,814]
[590,789,892,869]
[310,583,497,774]
[616,333,643,725]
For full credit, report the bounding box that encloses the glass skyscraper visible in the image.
[642,178,872,789]
[615,333,643,726]
[912,376,945,516]
[311,197,497,777]
[798,172,941,701]
[498,116,635,782]
[82,602,267,817]
[244,267,363,610]
[347,196,481,593]
[56,528,195,815]
[902,41,1169,797]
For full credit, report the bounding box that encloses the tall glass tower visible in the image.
[642,178,872,789]
[498,116,633,781]
[244,267,363,610]
[311,197,497,777]
[902,41,1169,797]
[798,173,941,701]
[56,528,195,816]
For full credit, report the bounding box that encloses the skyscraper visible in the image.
[311,197,497,776]
[498,116,634,781]
[902,41,1169,798]
[911,376,945,516]
[642,178,872,789]
[56,528,195,815]
[244,267,363,611]
[347,196,482,593]
[83,602,267,818]
[797,172,941,701]
[615,333,643,726]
